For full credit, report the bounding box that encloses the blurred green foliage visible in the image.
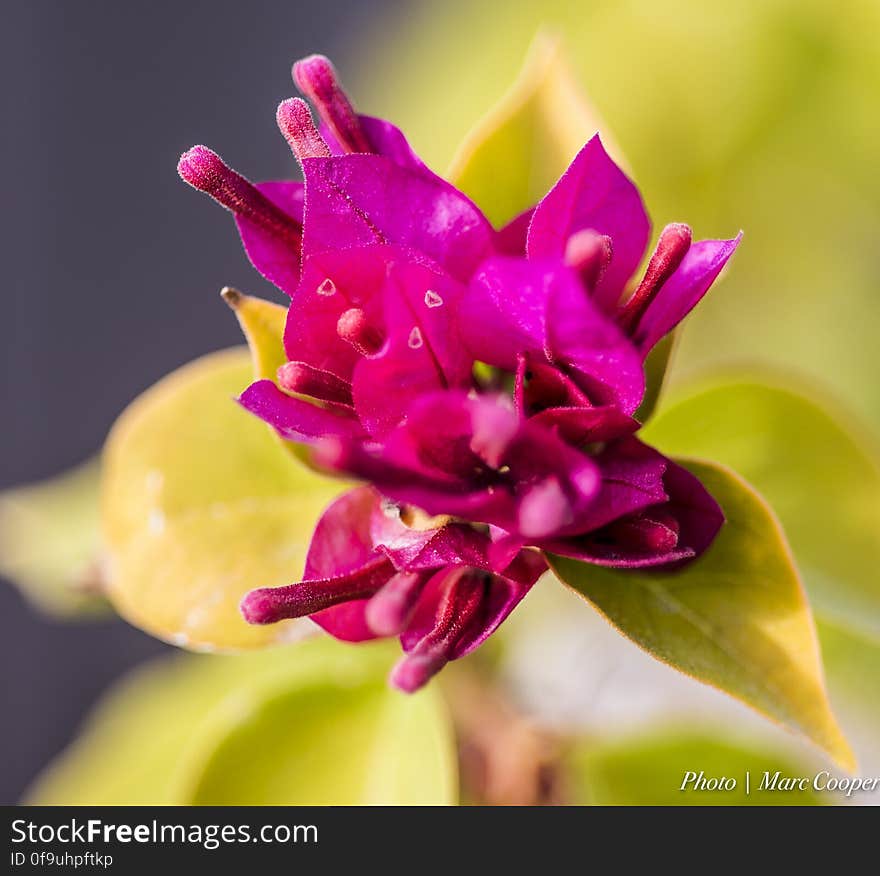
[0,460,105,617]
[28,637,457,805]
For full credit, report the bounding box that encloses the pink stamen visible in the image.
[292,54,373,154]
[617,223,692,331]
[517,477,572,538]
[178,146,302,243]
[240,556,393,624]
[277,360,354,407]
[565,230,613,289]
[336,307,384,356]
[390,570,488,693]
[365,571,430,636]
[276,98,331,161]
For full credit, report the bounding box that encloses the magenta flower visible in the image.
[241,487,546,691]
[179,55,737,691]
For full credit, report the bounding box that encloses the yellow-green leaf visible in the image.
[101,348,344,650]
[448,33,624,226]
[643,379,880,639]
[0,459,106,617]
[28,638,457,805]
[549,459,854,770]
[221,287,287,381]
[179,674,455,805]
[569,731,823,805]
[27,653,248,805]
[222,286,321,469]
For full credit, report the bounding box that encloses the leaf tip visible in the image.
[220,286,244,310]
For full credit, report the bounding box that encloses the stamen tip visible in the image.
[389,654,441,694]
[177,145,221,188]
[365,603,405,638]
[662,222,693,249]
[312,436,348,471]
[291,53,371,154]
[276,97,330,160]
[292,54,334,92]
[240,587,279,625]
[565,230,614,288]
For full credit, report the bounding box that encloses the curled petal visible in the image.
[370,510,496,572]
[629,234,743,355]
[239,379,363,443]
[277,361,354,407]
[580,437,670,531]
[365,570,433,637]
[515,355,640,445]
[515,355,592,413]
[527,135,651,312]
[393,551,545,692]
[529,406,640,447]
[543,451,724,567]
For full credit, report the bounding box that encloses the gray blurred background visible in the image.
[0,0,397,803]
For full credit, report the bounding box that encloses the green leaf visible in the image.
[820,621,880,716]
[179,674,455,805]
[569,731,823,805]
[643,379,880,640]
[549,459,854,770]
[448,33,625,226]
[0,459,106,617]
[27,653,247,805]
[101,348,344,650]
[28,638,457,805]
